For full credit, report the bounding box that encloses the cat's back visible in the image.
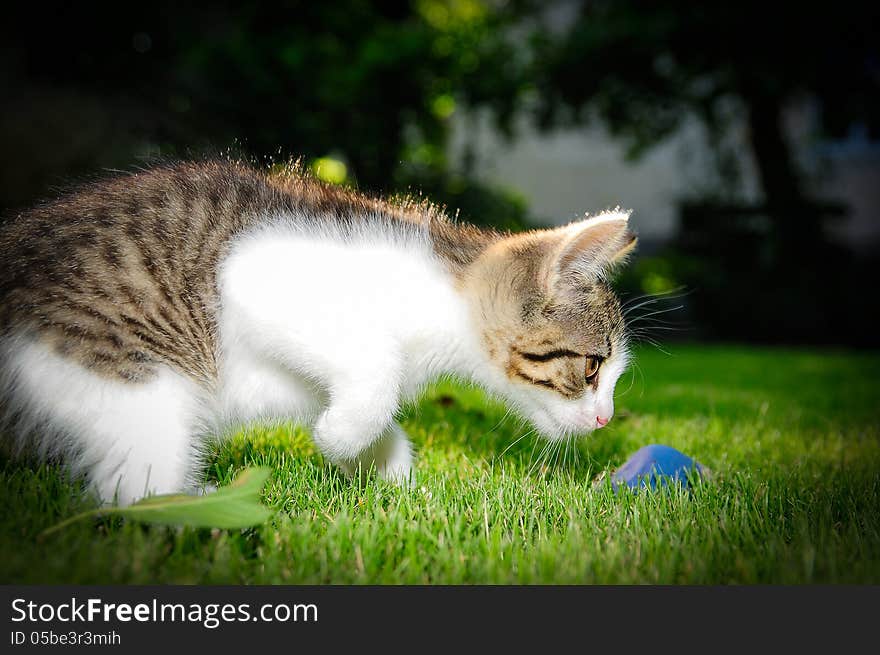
[0,160,288,384]
[0,159,480,388]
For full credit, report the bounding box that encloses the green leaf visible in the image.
[39,467,274,539]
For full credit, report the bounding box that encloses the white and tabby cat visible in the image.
[0,161,636,505]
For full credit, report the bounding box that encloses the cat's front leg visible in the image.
[338,422,415,487]
[373,422,415,486]
[311,353,404,473]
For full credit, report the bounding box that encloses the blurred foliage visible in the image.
[619,256,682,298]
[669,201,875,346]
[4,1,877,228]
[0,0,530,228]
[526,0,879,345]
[531,1,880,203]
[1,1,878,343]
[394,168,530,231]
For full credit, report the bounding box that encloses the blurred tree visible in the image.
[2,1,876,343]
[0,0,528,226]
[528,0,879,344]
[531,0,879,225]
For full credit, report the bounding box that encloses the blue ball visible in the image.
[610,444,707,491]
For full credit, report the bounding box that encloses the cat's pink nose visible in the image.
[596,416,610,428]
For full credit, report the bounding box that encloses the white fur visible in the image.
[565,207,632,232]
[0,213,628,504]
[213,218,486,483]
[0,336,206,505]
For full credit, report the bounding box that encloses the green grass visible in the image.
[2,344,879,584]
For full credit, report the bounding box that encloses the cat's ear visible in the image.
[547,210,636,287]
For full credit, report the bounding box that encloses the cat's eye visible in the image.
[585,356,601,381]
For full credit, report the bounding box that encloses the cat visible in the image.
[0,160,636,505]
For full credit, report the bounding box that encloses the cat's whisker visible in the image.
[626,312,684,323]
[620,285,688,306]
[574,438,584,476]
[497,426,537,461]
[632,336,674,355]
[629,325,688,333]
[627,304,685,323]
[548,440,559,475]
[481,407,514,441]
[634,359,647,398]
[528,438,555,477]
[627,318,683,330]
[542,440,558,475]
[526,437,546,475]
[620,286,690,310]
[558,437,570,469]
[622,299,690,333]
[617,360,639,397]
[626,317,686,335]
[627,318,686,333]
[621,296,682,318]
[561,437,570,472]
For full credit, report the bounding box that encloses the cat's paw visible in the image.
[378,459,416,488]
[376,429,415,488]
[312,408,368,463]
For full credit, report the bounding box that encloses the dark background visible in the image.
[2,1,878,346]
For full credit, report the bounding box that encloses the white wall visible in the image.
[450,106,880,253]
[449,109,758,240]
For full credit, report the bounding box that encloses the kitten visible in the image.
[0,160,636,505]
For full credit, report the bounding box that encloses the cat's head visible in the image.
[463,211,636,440]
